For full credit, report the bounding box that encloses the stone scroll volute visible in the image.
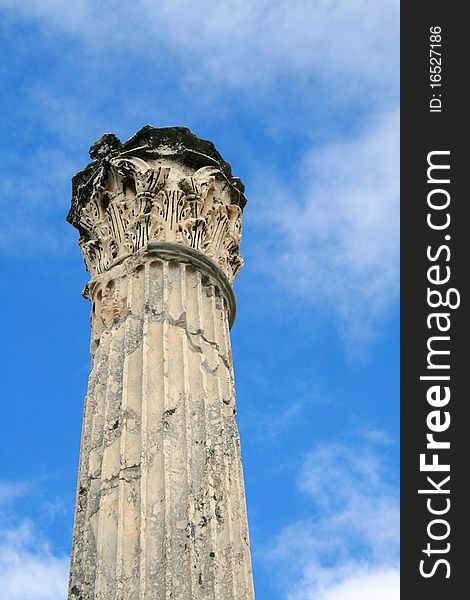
[67,126,246,283]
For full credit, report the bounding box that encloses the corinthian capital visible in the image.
[67,125,246,282]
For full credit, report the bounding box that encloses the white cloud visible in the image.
[264,438,399,599]
[294,566,399,600]
[0,523,69,600]
[251,107,399,341]
[0,482,69,599]
[0,0,399,92]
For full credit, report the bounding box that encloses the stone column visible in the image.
[67,126,254,600]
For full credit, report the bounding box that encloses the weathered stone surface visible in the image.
[68,125,246,283]
[68,127,254,599]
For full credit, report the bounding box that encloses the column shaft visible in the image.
[69,252,254,599]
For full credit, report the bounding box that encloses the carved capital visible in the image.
[68,125,247,283]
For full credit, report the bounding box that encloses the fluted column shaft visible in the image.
[69,248,254,599]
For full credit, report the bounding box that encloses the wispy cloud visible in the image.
[251,108,399,341]
[1,0,398,93]
[294,566,399,600]
[246,399,306,444]
[0,146,77,256]
[263,437,399,599]
[0,523,69,600]
[0,481,69,599]
[0,482,31,505]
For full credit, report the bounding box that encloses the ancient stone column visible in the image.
[67,126,254,599]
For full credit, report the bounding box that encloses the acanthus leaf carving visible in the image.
[72,149,244,282]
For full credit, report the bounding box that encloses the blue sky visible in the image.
[0,1,399,598]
